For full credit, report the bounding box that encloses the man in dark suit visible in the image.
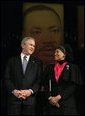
[4,37,43,115]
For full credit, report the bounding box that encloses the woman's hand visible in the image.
[48,95,61,108]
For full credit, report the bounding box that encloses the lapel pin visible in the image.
[66,65,69,70]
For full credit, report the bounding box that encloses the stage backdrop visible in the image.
[22,2,64,69]
[77,5,84,51]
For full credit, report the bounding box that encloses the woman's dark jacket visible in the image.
[42,61,83,115]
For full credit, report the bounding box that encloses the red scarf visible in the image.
[54,62,67,82]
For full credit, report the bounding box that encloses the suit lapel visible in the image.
[16,56,23,75]
[15,56,35,76]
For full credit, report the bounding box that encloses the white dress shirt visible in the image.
[21,53,30,64]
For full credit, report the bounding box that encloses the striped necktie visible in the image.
[22,56,28,74]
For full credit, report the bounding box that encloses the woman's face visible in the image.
[23,10,64,68]
[54,49,65,61]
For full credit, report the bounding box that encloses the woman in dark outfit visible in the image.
[43,44,83,115]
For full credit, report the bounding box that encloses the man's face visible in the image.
[23,10,64,67]
[21,39,35,55]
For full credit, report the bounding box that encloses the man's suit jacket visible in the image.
[4,55,43,105]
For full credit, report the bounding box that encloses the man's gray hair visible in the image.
[21,37,35,45]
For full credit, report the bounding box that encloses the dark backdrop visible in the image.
[0,0,84,115]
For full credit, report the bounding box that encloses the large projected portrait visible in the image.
[22,3,64,69]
